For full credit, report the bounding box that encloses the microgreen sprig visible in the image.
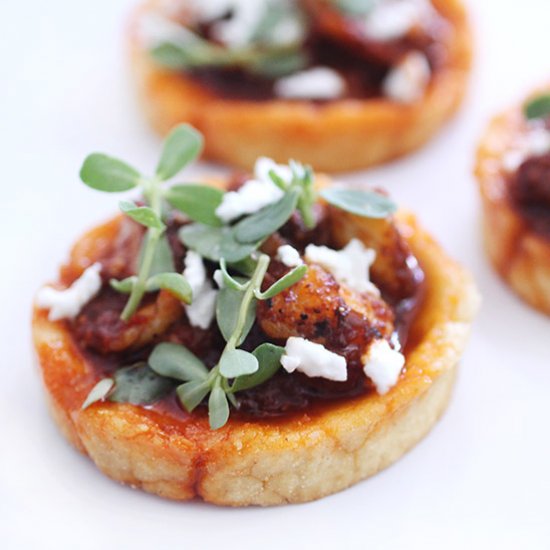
[80,125,401,429]
[150,2,307,78]
[179,160,316,263]
[148,252,306,429]
[79,124,204,321]
[524,93,550,121]
[333,0,379,16]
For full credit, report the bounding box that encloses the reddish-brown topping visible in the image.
[67,201,424,418]
[510,153,550,238]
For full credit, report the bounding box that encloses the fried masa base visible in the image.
[128,0,472,172]
[475,98,550,316]
[32,206,479,506]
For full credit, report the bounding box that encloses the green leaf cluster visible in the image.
[79,124,212,321]
[79,123,401,431]
[147,253,304,430]
[150,3,307,78]
[524,93,550,121]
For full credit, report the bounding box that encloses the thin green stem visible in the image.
[121,179,164,322]
[225,254,270,351]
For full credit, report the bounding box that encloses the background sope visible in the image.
[1,0,549,549]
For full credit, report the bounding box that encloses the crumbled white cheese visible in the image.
[276,245,303,267]
[383,51,431,103]
[183,251,217,329]
[364,0,433,42]
[210,0,265,47]
[305,239,380,295]
[502,125,550,172]
[215,178,284,222]
[274,67,346,100]
[362,339,405,394]
[281,337,347,382]
[36,263,103,321]
[254,156,296,185]
[215,156,287,222]
[204,0,304,47]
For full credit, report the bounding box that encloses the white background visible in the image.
[1,1,549,548]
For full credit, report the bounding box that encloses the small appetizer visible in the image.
[33,125,479,506]
[130,0,472,171]
[475,89,550,315]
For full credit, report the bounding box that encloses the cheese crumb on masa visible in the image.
[183,251,218,329]
[274,67,346,100]
[362,339,405,394]
[281,337,347,382]
[36,263,103,321]
[305,239,380,295]
[215,157,286,222]
[383,51,431,104]
[276,245,303,267]
[363,0,434,42]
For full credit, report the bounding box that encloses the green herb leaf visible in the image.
[295,164,316,229]
[110,276,137,294]
[146,272,192,303]
[231,343,284,393]
[228,256,258,277]
[149,342,209,382]
[249,2,303,44]
[216,287,257,345]
[219,259,249,291]
[219,229,262,262]
[268,168,288,190]
[165,184,223,226]
[234,188,300,243]
[109,363,174,405]
[80,153,141,192]
[139,233,175,276]
[321,188,397,219]
[336,0,378,16]
[219,349,259,378]
[179,224,223,261]
[176,379,211,412]
[119,201,166,230]
[156,124,204,180]
[151,35,226,70]
[249,49,308,78]
[150,42,196,70]
[179,224,258,263]
[524,93,550,120]
[256,264,307,300]
[208,386,230,430]
[81,378,114,409]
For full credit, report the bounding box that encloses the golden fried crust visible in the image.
[128,0,472,172]
[475,97,550,315]
[32,207,479,506]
